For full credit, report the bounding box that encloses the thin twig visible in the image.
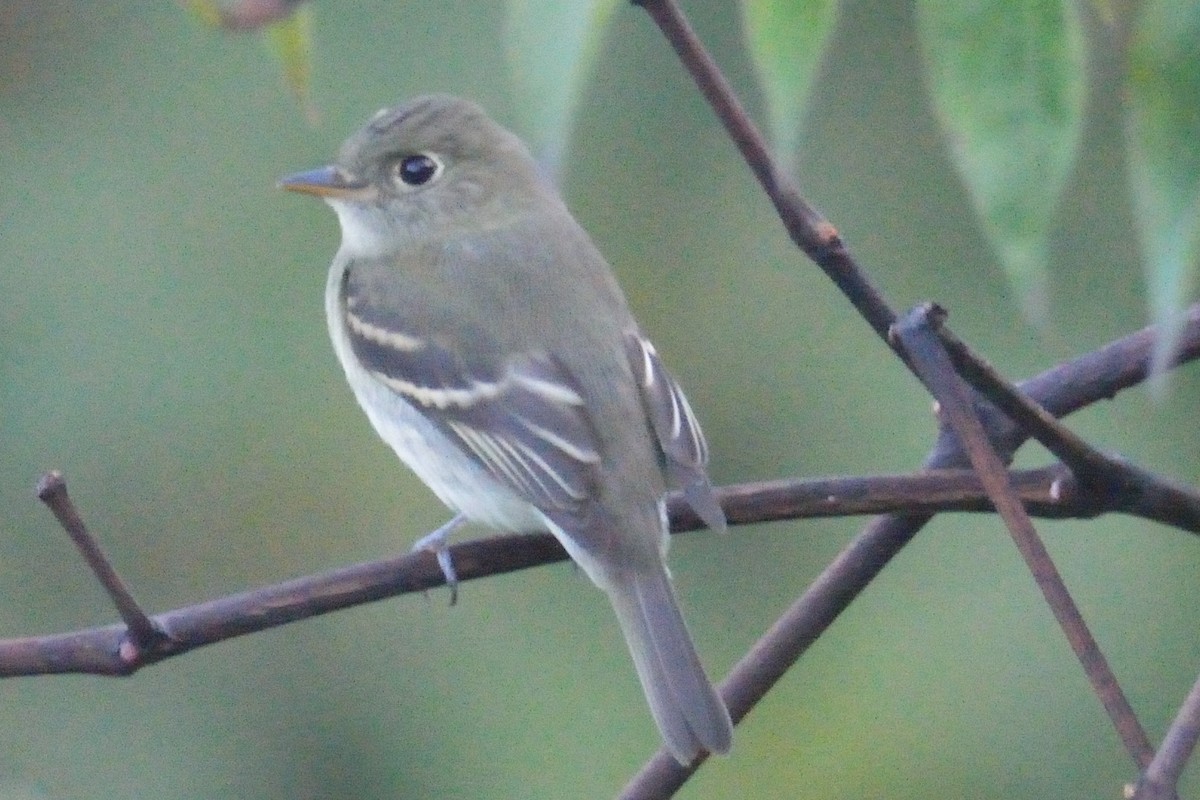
[933,306,1131,478]
[1132,671,1200,800]
[1,529,566,677]
[893,305,1155,769]
[932,312,1200,530]
[623,0,1200,794]
[633,0,901,347]
[620,308,1200,798]
[695,465,1082,528]
[35,471,164,653]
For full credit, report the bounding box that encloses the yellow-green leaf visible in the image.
[505,0,620,176]
[917,0,1086,322]
[1126,0,1200,387]
[739,0,839,172]
[183,0,302,30]
[263,4,316,123]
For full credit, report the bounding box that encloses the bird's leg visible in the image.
[412,514,467,605]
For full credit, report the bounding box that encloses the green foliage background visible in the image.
[1,2,1198,798]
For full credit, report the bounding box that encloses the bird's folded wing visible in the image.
[343,298,602,515]
[624,332,727,533]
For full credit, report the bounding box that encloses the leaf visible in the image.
[917,0,1086,323]
[1126,0,1200,387]
[739,0,839,172]
[182,1,316,121]
[504,0,620,178]
[183,0,303,30]
[263,4,317,123]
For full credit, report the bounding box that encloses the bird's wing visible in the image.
[624,332,727,532]
[341,273,603,515]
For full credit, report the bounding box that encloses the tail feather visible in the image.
[607,567,732,764]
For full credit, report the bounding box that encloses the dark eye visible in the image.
[393,153,442,187]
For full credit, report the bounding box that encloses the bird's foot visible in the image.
[412,515,467,605]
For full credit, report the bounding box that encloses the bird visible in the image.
[280,94,732,763]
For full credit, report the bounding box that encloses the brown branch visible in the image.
[622,0,1200,795]
[35,471,165,653]
[1132,670,1200,800]
[893,304,1155,768]
[632,0,901,349]
[2,516,566,677]
[931,306,1200,532]
[5,460,1148,678]
[622,320,1200,799]
[691,464,1077,527]
[621,302,1200,795]
[11,352,1199,681]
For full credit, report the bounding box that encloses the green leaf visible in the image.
[739,0,839,172]
[917,0,1086,323]
[263,4,317,123]
[182,0,304,30]
[504,0,620,176]
[1126,0,1200,386]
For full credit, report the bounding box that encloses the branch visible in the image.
[622,0,1200,794]
[6,306,1196,681]
[35,471,165,653]
[894,304,1154,767]
[1131,669,1200,800]
[4,458,1156,678]
[632,0,901,348]
[621,305,1200,797]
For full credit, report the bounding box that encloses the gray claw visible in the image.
[412,515,466,605]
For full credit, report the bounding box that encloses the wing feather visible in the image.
[343,286,601,514]
[624,332,726,532]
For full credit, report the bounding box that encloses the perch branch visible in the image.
[5,461,1135,678]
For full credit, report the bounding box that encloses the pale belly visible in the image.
[353,373,546,533]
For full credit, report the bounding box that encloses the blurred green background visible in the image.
[2,2,1198,798]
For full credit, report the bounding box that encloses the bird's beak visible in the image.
[278,165,374,200]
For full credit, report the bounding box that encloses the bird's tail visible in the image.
[606,565,733,764]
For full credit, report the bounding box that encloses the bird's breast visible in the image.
[324,257,542,532]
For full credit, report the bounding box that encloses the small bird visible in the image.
[280,94,732,763]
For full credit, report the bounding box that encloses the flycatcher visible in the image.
[280,94,732,763]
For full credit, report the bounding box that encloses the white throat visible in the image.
[327,199,394,258]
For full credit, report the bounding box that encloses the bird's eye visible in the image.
[392,153,442,187]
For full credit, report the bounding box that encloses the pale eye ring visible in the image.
[392,153,442,187]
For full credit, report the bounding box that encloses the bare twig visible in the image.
[1132,671,1200,800]
[1,528,565,677]
[932,309,1200,531]
[696,465,1077,527]
[35,471,165,656]
[620,309,1199,798]
[893,304,1155,768]
[623,0,1200,794]
[632,0,901,348]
